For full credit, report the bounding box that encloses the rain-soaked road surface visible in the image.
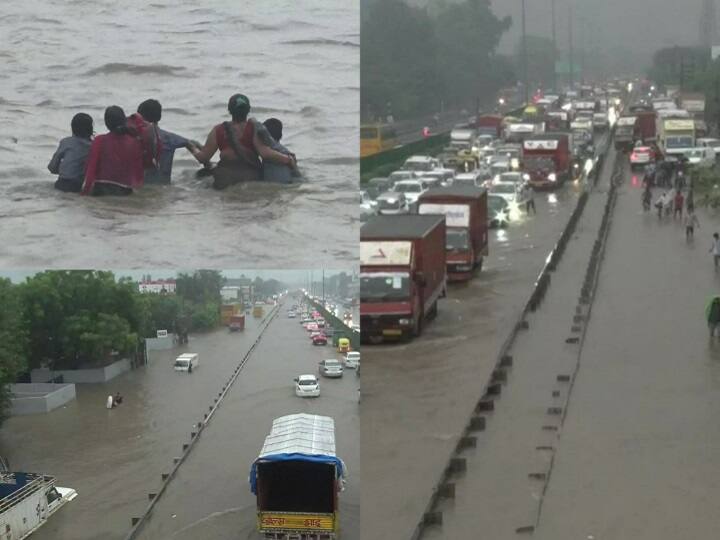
[534,163,720,538]
[0,308,279,540]
[0,0,358,267]
[134,302,359,540]
[361,171,588,539]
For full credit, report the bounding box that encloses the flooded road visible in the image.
[535,163,720,538]
[0,310,277,540]
[134,303,359,540]
[0,0,358,267]
[361,180,585,539]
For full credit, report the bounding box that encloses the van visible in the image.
[174,353,199,372]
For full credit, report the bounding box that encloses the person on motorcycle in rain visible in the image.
[642,184,652,210]
[643,163,656,187]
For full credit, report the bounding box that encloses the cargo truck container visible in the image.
[418,186,488,281]
[360,215,446,340]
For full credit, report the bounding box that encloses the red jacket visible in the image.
[82,133,144,195]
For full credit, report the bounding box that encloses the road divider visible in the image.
[123,303,281,540]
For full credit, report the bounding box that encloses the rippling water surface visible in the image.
[0,0,359,267]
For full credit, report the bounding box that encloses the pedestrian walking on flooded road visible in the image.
[684,210,699,241]
[710,233,720,268]
[674,190,684,219]
[525,189,536,214]
[706,296,720,337]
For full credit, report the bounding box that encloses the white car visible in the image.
[402,155,439,173]
[295,374,320,397]
[453,171,484,188]
[318,359,344,378]
[360,190,378,215]
[697,138,720,157]
[387,170,416,184]
[287,310,296,318]
[344,351,361,369]
[376,191,409,215]
[489,181,530,206]
[392,180,427,204]
[684,147,716,168]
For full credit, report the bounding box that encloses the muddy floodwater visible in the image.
[0,0,358,267]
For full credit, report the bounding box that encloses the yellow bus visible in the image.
[360,124,398,157]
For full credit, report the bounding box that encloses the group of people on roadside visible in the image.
[48,93,300,196]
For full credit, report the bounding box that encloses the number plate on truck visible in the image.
[382,329,402,336]
[258,512,335,531]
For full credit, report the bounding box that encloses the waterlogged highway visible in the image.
[0,308,285,540]
[361,177,586,539]
[134,303,359,540]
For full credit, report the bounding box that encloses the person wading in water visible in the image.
[191,94,295,190]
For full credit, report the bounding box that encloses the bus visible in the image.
[360,123,398,157]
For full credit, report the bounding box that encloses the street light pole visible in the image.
[551,0,557,91]
[569,1,574,89]
[522,0,529,103]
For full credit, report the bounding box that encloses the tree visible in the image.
[176,270,224,305]
[0,279,28,426]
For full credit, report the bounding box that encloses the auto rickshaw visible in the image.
[337,337,351,353]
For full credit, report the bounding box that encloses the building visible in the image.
[220,286,242,302]
[138,279,176,294]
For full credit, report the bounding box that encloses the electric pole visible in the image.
[522,0,529,103]
[551,0,557,91]
[569,1,574,89]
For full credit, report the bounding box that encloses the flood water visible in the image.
[0,0,359,267]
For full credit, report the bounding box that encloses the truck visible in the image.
[174,352,198,372]
[475,114,504,138]
[417,186,489,281]
[229,314,245,332]
[253,304,264,318]
[360,215,446,340]
[615,116,638,151]
[449,126,477,149]
[635,110,657,142]
[678,92,705,119]
[1,472,77,539]
[251,414,346,540]
[522,133,572,189]
[221,303,240,326]
[505,122,543,143]
[657,118,695,158]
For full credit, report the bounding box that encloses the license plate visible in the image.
[383,329,402,336]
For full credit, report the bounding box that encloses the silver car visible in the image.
[318,359,344,378]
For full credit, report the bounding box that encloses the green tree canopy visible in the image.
[0,278,29,426]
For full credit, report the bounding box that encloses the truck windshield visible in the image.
[446,229,470,251]
[667,136,694,149]
[524,156,555,171]
[360,274,411,302]
[175,360,188,368]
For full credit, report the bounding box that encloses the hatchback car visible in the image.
[312,333,328,345]
[630,146,655,168]
[392,180,428,205]
[294,374,320,397]
[344,351,361,369]
[318,359,344,378]
[376,191,409,215]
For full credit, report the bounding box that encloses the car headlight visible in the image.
[548,173,557,182]
[398,318,411,325]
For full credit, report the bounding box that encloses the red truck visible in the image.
[418,186,488,282]
[522,133,571,190]
[360,215,447,341]
[636,110,657,142]
[475,114,504,138]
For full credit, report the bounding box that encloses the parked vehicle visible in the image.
[174,353,199,372]
[318,359,344,378]
[0,472,77,540]
[360,215,447,340]
[250,414,346,539]
[418,186,489,280]
[294,374,320,397]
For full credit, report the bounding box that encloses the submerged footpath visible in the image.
[535,163,720,539]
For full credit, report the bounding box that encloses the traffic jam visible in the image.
[292,298,360,399]
[360,85,622,343]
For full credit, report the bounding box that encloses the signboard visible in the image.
[508,123,535,132]
[258,512,334,532]
[665,119,695,131]
[157,330,168,338]
[523,140,559,151]
[418,203,470,227]
[617,116,637,126]
[360,241,412,266]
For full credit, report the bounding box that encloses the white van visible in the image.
[174,353,199,372]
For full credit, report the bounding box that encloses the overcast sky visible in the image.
[409,0,709,60]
